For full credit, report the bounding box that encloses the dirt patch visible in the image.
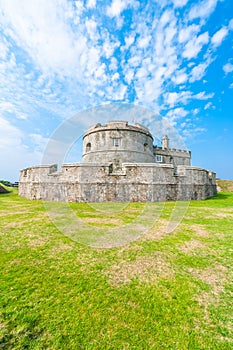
[0,322,6,330]
[4,216,47,228]
[107,252,174,285]
[206,212,233,218]
[0,211,33,217]
[141,218,171,241]
[179,239,207,254]
[26,232,51,248]
[189,224,210,238]
[188,264,227,304]
[50,243,74,254]
[4,221,25,228]
[3,242,21,252]
[81,217,121,226]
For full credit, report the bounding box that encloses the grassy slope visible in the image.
[0,182,11,193]
[0,191,232,349]
[217,179,233,192]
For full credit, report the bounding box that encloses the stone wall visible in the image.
[19,162,217,202]
[82,121,155,165]
[154,147,191,166]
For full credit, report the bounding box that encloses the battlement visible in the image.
[155,146,190,154]
[84,121,153,139]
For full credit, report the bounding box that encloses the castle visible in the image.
[19,121,217,202]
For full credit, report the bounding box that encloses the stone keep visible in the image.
[19,121,217,202]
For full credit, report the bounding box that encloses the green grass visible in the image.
[0,190,233,349]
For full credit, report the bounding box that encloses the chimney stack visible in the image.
[162,135,169,150]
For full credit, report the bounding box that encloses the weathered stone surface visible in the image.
[18,121,217,202]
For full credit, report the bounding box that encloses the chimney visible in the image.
[162,135,169,150]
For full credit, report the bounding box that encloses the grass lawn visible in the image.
[0,189,232,349]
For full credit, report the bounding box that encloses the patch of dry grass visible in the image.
[188,264,227,304]
[179,239,207,254]
[216,179,233,192]
[107,252,174,285]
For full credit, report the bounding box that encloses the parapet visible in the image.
[155,146,190,154]
[83,121,153,139]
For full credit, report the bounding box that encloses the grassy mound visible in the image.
[216,179,233,192]
[0,183,10,193]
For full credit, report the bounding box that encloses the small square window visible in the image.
[155,155,163,163]
[112,138,120,147]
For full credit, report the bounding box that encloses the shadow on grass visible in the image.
[206,192,232,201]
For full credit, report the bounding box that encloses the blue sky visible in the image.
[0,0,233,182]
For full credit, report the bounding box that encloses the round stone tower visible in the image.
[82,121,154,165]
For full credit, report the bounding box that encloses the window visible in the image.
[86,142,91,152]
[155,155,163,163]
[109,163,113,174]
[112,138,121,147]
[144,143,148,151]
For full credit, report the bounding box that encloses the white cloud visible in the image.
[172,0,188,8]
[211,27,228,47]
[165,90,214,108]
[172,71,188,85]
[166,107,189,120]
[229,19,233,29]
[194,91,214,100]
[166,92,179,106]
[0,116,23,148]
[204,102,212,110]
[138,35,152,49]
[123,34,136,50]
[182,32,209,59]
[124,69,134,84]
[0,100,28,120]
[188,0,217,20]
[85,18,98,41]
[102,39,120,59]
[0,0,230,172]
[86,0,96,8]
[164,23,177,44]
[109,57,118,71]
[112,72,120,81]
[106,0,128,17]
[136,67,148,79]
[182,126,206,139]
[94,63,106,79]
[160,9,174,28]
[0,116,44,181]
[0,0,84,77]
[192,108,200,115]
[178,24,200,43]
[189,61,210,82]
[0,38,9,59]
[223,62,233,74]
[30,133,49,153]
